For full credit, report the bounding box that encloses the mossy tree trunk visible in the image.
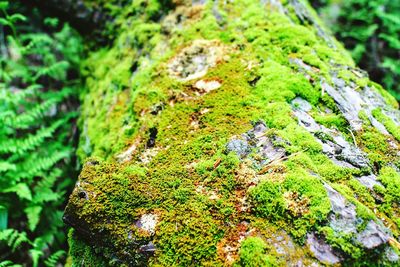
[63,0,400,266]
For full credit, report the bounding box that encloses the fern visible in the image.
[0,119,64,154]
[0,260,21,267]
[2,183,32,201]
[44,250,65,267]
[0,1,82,265]
[0,229,30,252]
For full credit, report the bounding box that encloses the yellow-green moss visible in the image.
[372,108,400,142]
[236,237,277,267]
[70,0,400,265]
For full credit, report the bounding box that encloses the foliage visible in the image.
[236,237,276,267]
[0,1,82,266]
[314,0,400,100]
[65,0,400,265]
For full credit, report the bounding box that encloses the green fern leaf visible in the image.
[0,260,22,267]
[2,183,32,201]
[0,162,16,173]
[0,118,65,154]
[24,206,42,232]
[0,229,30,252]
[29,249,43,267]
[44,250,65,267]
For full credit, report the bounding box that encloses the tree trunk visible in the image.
[63,0,400,266]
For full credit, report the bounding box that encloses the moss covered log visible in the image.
[63,0,400,265]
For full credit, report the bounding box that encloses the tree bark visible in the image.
[63,0,400,266]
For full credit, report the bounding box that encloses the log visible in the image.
[63,0,400,265]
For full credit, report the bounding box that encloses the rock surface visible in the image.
[64,0,400,266]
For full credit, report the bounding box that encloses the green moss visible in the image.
[372,108,400,141]
[68,229,108,266]
[236,237,277,267]
[284,170,331,220]
[378,166,400,204]
[369,81,399,109]
[333,184,375,222]
[319,226,363,259]
[250,169,330,239]
[154,203,224,266]
[254,60,319,105]
[250,180,285,220]
[70,0,400,265]
[313,112,348,131]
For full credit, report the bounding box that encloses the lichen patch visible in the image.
[168,40,226,81]
[115,137,142,163]
[194,79,222,94]
[139,147,160,164]
[137,214,158,235]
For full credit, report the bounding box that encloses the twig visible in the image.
[347,127,358,147]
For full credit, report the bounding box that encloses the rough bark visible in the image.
[63,0,400,266]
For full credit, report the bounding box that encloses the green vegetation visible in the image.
[65,0,400,265]
[314,0,400,100]
[1,0,400,266]
[0,1,82,266]
[236,237,276,267]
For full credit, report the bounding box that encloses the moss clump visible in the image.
[372,108,400,142]
[249,181,285,220]
[319,226,363,259]
[378,166,400,206]
[68,0,400,265]
[236,237,277,267]
[250,169,331,239]
[67,229,108,266]
[154,203,224,266]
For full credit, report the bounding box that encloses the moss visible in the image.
[372,108,400,142]
[333,183,375,222]
[154,203,224,266]
[378,166,400,204]
[68,229,108,266]
[249,180,285,220]
[313,112,348,131]
[69,0,400,265]
[236,237,277,267]
[319,226,363,259]
[254,60,319,105]
[250,169,330,239]
[348,179,376,207]
[369,81,399,109]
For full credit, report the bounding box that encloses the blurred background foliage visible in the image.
[0,0,399,266]
[0,1,82,266]
[312,0,400,101]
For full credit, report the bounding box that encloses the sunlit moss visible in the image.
[70,0,400,265]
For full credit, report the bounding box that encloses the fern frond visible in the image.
[29,249,43,267]
[7,13,26,24]
[15,150,70,180]
[0,118,65,154]
[0,260,22,267]
[44,250,65,267]
[24,206,42,232]
[3,97,59,128]
[19,33,53,54]
[0,162,16,173]
[33,61,69,80]
[0,229,30,252]
[0,84,41,104]
[2,183,32,201]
